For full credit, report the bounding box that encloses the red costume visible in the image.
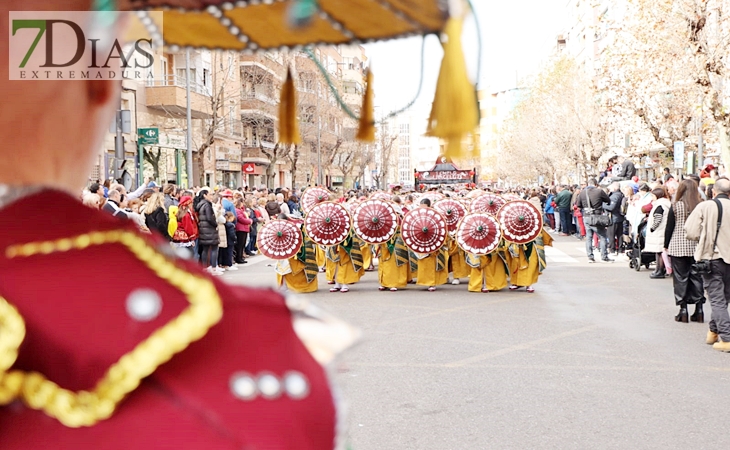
[0,190,340,449]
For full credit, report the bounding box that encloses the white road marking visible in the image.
[545,246,580,264]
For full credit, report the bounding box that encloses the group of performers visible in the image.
[265,187,553,294]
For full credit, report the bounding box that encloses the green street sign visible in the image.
[138,127,159,145]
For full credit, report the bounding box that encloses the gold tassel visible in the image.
[427,17,478,161]
[356,68,375,142]
[278,67,301,145]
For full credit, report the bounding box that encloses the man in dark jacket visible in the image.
[555,185,573,236]
[102,189,128,220]
[603,182,625,255]
[617,155,637,180]
[576,178,613,263]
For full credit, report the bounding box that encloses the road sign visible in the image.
[138,127,159,145]
[673,141,685,169]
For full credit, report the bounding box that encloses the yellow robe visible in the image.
[324,246,337,282]
[449,239,471,279]
[467,253,508,292]
[415,247,449,287]
[507,230,552,287]
[316,245,326,268]
[378,244,409,289]
[333,246,364,285]
[362,243,373,270]
[276,258,318,293]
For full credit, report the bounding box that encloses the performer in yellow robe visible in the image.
[378,232,410,291]
[326,233,365,293]
[324,245,337,285]
[507,229,553,293]
[415,245,449,291]
[362,242,374,271]
[466,250,509,293]
[276,235,319,293]
[448,237,471,285]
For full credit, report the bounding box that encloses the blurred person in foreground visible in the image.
[0,1,351,448]
[686,178,730,352]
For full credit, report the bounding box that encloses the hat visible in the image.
[179,196,193,207]
[704,164,716,171]
[221,190,233,198]
[147,181,159,188]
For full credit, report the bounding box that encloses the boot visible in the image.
[675,303,689,323]
[690,304,705,323]
[650,270,667,279]
[707,330,719,345]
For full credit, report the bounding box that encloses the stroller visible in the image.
[627,216,656,271]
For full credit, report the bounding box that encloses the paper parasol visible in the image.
[456,213,502,255]
[497,200,543,245]
[471,193,506,215]
[304,201,352,246]
[257,219,303,260]
[433,198,466,234]
[401,207,447,254]
[301,187,331,214]
[352,200,399,245]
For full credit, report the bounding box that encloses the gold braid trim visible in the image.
[0,230,223,428]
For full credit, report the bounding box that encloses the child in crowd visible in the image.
[221,212,237,271]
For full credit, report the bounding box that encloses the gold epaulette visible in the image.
[0,230,223,427]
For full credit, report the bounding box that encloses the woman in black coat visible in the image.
[144,193,171,241]
[195,189,220,270]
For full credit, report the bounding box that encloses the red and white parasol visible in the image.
[352,200,399,244]
[471,193,506,215]
[304,202,352,246]
[401,207,448,254]
[257,219,303,260]
[456,213,502,255]
[301,187,331,214]
[497,200,543,245]
[434,198,467,234]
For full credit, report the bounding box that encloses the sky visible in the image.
[363,0,567,119]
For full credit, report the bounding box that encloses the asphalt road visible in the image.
[223,233,730,450]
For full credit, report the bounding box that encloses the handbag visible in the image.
[173,227,190,243]
[692,199,722,275]
[582,190,611,228]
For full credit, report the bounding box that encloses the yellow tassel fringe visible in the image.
[279,67,301,145]
[427,17,478,161]
[356,68,376,142]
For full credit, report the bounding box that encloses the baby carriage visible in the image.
[627,216,655,271]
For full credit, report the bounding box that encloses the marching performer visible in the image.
[497,200,553,293]
[404,199,450,292]
[303,202,360,293]
[327,233,365,293]
[275,230,319,293]
[455,212,508,293]
[378,231,410,291]
[434,198,469,285]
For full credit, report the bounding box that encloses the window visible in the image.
[203,68,210,89]
[160,59,168,84]
[302,106,316,124]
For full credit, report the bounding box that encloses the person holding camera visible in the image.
[576,178,613,263]
[685,178,730,352]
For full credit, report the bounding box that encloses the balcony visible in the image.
[145,75,212,119]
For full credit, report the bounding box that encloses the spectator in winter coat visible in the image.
[544,190,556,230]
[645,188,672,279]
[163,184,178,211]
[555,185,573,235]
[265,193,281,218]
[221,189,237,225]
[245,198,259,255]
[603,182,625,255]
[221,212,237,271]
[144,193,171,241]
[195,188,221,274]
[103,189,128,220]
[172,195,199,258]
[235,198,253,264]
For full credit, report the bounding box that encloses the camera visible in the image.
[691,260,712,275]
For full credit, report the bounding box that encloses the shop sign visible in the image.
[243,163,256,174]
[216,160,229,170]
